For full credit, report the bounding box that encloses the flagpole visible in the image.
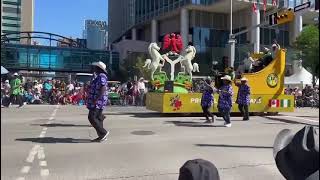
[229,0,235,68]
[230,0,233,34]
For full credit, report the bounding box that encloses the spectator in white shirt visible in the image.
[34,80,42,93]
[137,77,146,106]
[66,81,74,94]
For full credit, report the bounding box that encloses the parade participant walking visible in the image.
[218,75,233,127]
[235,77,251,121]
[8,73,24,108]
[201,78,216,123]
[86,61,109,142]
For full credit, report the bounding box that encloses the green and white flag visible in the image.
[280,99,291,108]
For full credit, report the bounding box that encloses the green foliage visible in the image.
[294,25,319,85]
[132,56,150,80]
[119,52,148,81]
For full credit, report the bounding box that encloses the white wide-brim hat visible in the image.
[92,61,108,73]
[221,75,232,81]
[13,72,18,76]
[240,77,248,82]
[5,80,9,83]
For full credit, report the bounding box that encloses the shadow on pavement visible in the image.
[15,137,92,143]
[31,123,92,127]
[165,120,225,127]
[195,144,273,149]
[104,112,189,118]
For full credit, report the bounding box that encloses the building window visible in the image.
[3,7,21,14]
[2,16,21,20]
[3,0,21,5]
[2,23,21,27]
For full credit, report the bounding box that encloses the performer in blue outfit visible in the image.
[218,75,233,127]
[201,78,216,123]
[235,77,251,121]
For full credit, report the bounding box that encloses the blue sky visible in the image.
[35,0,108,39]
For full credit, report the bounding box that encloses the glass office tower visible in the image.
[1,0,22,43]
[109,0,318,73]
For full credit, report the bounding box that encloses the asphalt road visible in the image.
[1,105,319,180]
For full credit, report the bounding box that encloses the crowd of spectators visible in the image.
[1,75,149,107]
[285,85,319,107]
[1,76,88,107]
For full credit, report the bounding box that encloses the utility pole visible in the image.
[229,0,236,68]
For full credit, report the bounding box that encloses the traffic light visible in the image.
[269,13,278,25]
[276,9,295,25]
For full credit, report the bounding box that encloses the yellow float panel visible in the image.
[146,93,294,113]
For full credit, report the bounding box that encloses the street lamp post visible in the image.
[229,0,236,68]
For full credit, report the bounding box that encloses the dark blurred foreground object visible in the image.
[273,125,319,180]
[178,159,220,180]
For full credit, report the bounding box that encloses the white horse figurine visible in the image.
[179,45,199,79]
[143,43,166,80]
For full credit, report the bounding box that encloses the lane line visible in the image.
[37,148,45,160]
[40,161,47,167]
[17,105,59,179]
[20,166,30,174]
[40,169,49,176]
[26,145,40,163]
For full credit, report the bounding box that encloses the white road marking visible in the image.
[18,105,59,179]
[40,161,47,167]
[40,169,49,176]
[20,166,30,174]
[37,148,45,160]
[26,145,40,163]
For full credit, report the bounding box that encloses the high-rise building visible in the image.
[109,0,318,72]
[83,20,108,50]
[1,0,34,44]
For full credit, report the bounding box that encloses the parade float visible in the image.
[144,33,294,113]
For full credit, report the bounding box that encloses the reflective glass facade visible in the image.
[109,0,316,73]
[2,44,119,73]
[1,0,22,43]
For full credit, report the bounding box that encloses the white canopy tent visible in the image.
[285,60,319,88]
[1,66,9,74]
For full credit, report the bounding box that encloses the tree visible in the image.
[294,25,319,86]
[119,53,150,81]
[132,56,150,80]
